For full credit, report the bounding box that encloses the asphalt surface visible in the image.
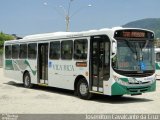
[0,68,160,114]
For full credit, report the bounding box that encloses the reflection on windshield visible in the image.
[112,40,154,72]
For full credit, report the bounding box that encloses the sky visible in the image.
[0,0,160,37]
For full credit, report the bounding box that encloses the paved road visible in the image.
[0,68,160,114]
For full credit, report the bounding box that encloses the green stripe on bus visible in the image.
[156,63,160,70]
[24,60,36,75]
[119,78,128,82]
[5,60,14,70]
[5,59,36,76]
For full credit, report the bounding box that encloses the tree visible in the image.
[0,32,15,54]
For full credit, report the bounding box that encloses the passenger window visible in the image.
[156,53,160,62]
[28,43,37,59]
[50,41,60,59]
[61,40,73,60]
[5,45,12,59]
[19,44,27,59]
[74,39,88,60]
[12,44,19,59]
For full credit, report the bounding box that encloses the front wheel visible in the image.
[23,72,33,88]
[77,79,92,100]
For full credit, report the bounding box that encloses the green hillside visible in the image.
[122,18,160,38]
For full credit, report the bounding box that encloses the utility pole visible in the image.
[44,0,92,32]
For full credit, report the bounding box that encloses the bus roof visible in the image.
[4,27,154,44]
[23,28,113,40]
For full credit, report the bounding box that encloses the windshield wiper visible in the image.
[124,40,147,72]
[124,39,138,59]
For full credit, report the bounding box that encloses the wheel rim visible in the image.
[79,83,88,95]
[24,75,30,86]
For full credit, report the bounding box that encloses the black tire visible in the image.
[77,79,92,100]
[23,72,33,88]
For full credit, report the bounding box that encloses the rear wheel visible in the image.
[23,72,33,88]
[77,79,92,100]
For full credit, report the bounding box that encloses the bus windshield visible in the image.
[112,39,155,73]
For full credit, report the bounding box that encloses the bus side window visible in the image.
[50,41,60,60]
[5,45,12,59]
[156,53,160,62]
[28,43,37,59]
[74,39,88,60]
[12,44,19,59]
[19,44,27,59]
[61,40,73,60]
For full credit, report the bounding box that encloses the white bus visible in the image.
[155,48,160,79]
[4,27,156,99]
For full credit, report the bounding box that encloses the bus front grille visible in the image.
[127,87,149,93]
[128,81,150,85]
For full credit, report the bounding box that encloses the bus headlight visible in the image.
[113,76,128,86]
[128,78,139,84]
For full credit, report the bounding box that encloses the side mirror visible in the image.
[112,41,117,54]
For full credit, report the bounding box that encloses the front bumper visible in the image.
[111,81,156,95]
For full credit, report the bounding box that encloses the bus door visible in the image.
[90,35,110,92]
[38,43,48,84]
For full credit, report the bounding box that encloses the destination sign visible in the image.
[114,30,154,39]
[122,31,145,38]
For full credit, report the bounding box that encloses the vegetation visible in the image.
[0,32,14,55]
[122,18,160,38]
